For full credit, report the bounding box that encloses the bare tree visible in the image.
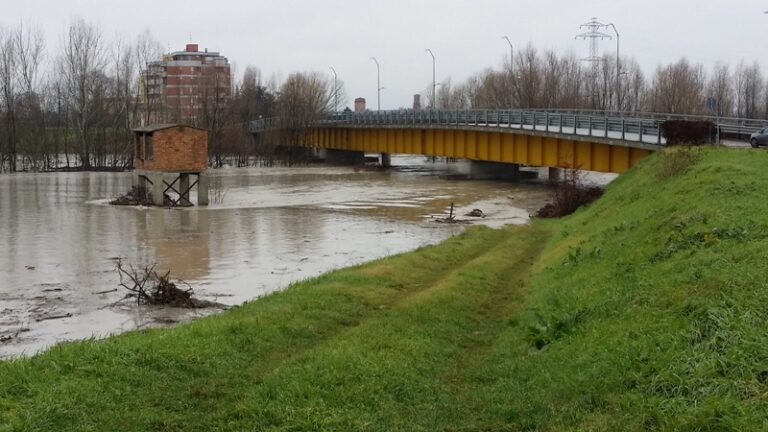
[435,77,470,109]
[58,18,108,169]
[200,68,234,167]
[0,27,18,172]
[649,58,705,114]
[734,60,763,118]
[13,22,46,170]
[271,71,332,165]
[108,36,137,167]
[623,60,648,113]
[135,29,163,125]
[707,63,734,117]
[512,45,542,108]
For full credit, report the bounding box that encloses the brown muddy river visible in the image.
[0,156,564,358]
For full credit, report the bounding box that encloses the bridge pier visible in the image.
[325,149,365,165]
[380,153,391,168]
[548,167,563,182]
[468,161,521,180]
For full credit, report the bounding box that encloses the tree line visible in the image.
[2,20,768,173]
[0,19,342,173]
[427,43,768,121]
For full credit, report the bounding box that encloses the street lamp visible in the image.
[371,57,382,111]
[501,36,513,70]
[425,49,436,109]
[329,66,338,113]
[502,36,514,108]
[603,23,621,111]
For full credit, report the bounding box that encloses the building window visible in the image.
[135,134,142,160]
[145,134,154,160]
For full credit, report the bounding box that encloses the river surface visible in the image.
[0,156,560,358]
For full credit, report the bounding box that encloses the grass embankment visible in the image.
[2,147,768,430]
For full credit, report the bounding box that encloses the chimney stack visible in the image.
[413,94,422,111]
[354,97,367,113]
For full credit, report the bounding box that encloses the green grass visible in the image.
[2,147,768,430]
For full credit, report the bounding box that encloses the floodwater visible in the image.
[0,156,558,359]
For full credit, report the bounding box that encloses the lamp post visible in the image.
[329,66,338,113]
[371,57,381,111]
[604,23,620,111]
[501,36,513,70]
[425,49,436,109]
[502,36,514,108]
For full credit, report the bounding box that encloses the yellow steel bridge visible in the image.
[252,110,665,174]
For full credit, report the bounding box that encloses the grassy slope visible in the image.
[2,147,768,431]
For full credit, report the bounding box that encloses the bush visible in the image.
[536,170,603,218]
[661,120,716,145]
[656,148,700,180]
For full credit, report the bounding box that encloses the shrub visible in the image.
[661,120,716,145]
[656,148,700,180]
[536,170,603,218]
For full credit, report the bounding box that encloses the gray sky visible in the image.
[3,0,768,109]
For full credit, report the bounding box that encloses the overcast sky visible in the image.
[3,0,768,110]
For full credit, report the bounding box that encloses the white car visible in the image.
[750,127,768,148]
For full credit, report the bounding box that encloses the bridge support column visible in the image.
[325,149,365,165]
[469,161,521,180]
[380,153,391,168]
[548,167,563,182]
[197,173,209,206]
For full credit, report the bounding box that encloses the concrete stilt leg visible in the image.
[197,173,209,206]
[380,152,392,168]
[149,173,165,206]
[135,171,147,193]
[548,167,563,182]
[179,173,190,205]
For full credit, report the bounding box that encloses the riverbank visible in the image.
[2,147,767,429]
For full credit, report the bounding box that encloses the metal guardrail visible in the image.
[249,109,768,146]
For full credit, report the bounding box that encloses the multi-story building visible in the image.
[140,43,231,125]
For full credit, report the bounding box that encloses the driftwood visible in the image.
[35,313,73,322]
[110,186,151,206]
[114,259,219,309]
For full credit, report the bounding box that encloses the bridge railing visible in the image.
[250,108,768,146]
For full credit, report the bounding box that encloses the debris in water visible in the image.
[465,209,486,218]
[115,259,222,309]
[35,312,73,322]
[110,186,152,206]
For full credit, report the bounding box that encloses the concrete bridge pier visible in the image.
[548,167,563,182]
[325,149,365,165]
[469,161,521,180]
[380,153,391,168]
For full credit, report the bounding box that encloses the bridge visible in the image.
[250,109,764,175]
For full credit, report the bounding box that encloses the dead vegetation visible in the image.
[115,259,217,308]
[656,148,700,180]
[110,186,152,206]
[536,170,603,218]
